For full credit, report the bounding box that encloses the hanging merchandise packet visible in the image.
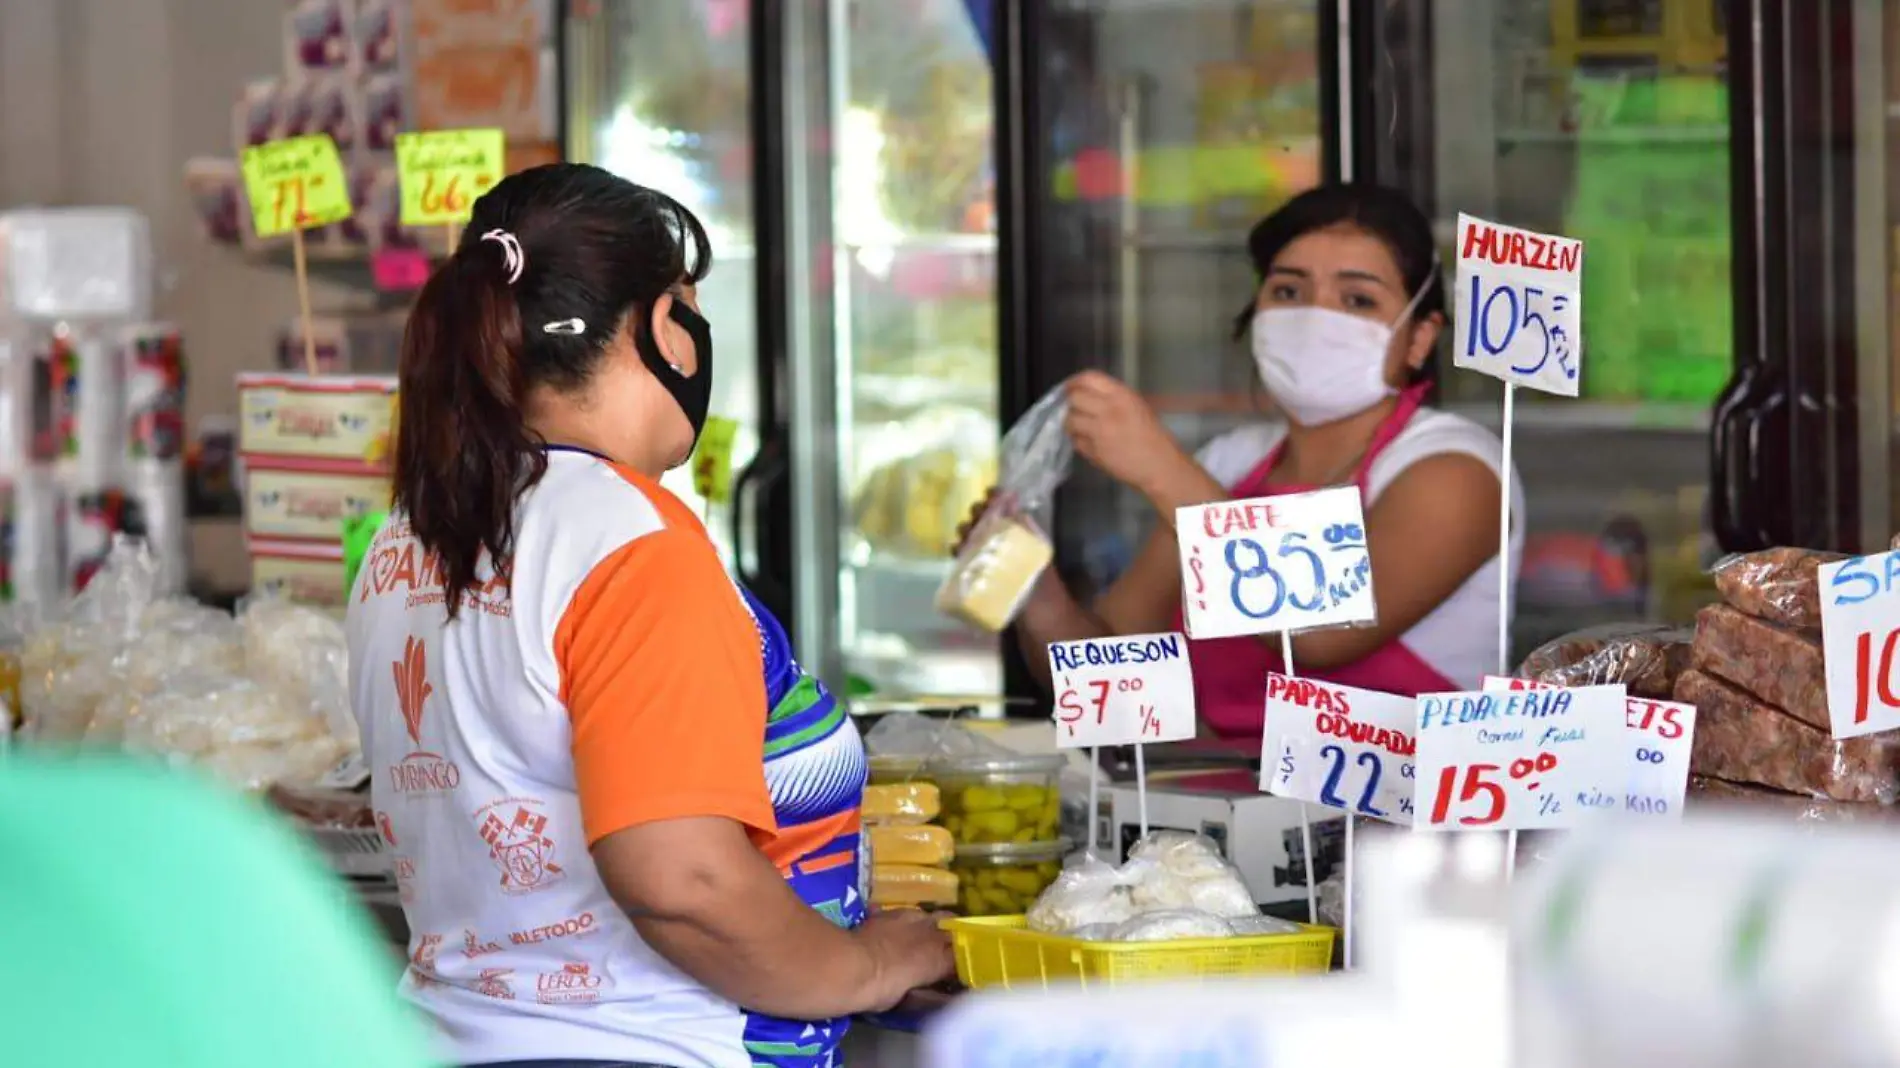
[935,385,1073,633]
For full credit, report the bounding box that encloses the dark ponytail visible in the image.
[392,163,712,617]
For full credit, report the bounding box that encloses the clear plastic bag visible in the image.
[1709,547,1847,632]
[934,386,1073,633]
[238,593,355,748]
[1517,622,1694,700]
[120,672,349,792]
[1688,776,1900,827]
[1676,669,1900,805]
[1025,830,1267,940]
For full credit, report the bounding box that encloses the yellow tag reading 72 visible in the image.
[395,129,507,227]
[240,134,353,238]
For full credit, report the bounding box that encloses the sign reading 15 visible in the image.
[1464,273,1576,381]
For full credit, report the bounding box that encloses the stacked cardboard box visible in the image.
[238,372,397,609]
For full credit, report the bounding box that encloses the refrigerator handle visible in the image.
[1710,372,1766,552]
[731,436,788,595]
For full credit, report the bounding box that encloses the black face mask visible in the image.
[634,298,713,450]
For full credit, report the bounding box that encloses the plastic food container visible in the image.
[953,839,1069,916]
[931,754,1065,845]
[867,754,926,785]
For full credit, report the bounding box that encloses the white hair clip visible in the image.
[480,229,525,285]
[542,318,586,336]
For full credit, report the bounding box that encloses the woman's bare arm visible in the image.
[592,816,953,1019]
[1275,453,1504,669]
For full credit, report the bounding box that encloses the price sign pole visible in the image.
[1049,633,1197,845]
[1451,213,1585,874]
[240,134,355,376]
[395,129,507,260]
[1261,673,1417,965]
[1279,635,1319,927]
[1177,486,1378,931]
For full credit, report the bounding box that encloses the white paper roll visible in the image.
[7,466,64,607]
[0,327,30,477]
[125,457,188,595]
[50,325,124,492]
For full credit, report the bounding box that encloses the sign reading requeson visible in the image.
[1047,632,1196,748]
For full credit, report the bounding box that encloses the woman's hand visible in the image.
[1065,371,1190,497]
[855,910,958,1011]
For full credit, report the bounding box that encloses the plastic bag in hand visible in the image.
[934,385,1073,633]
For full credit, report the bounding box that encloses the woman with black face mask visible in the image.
[350,164,952,1068]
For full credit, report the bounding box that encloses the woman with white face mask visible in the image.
[963,184,1524,739]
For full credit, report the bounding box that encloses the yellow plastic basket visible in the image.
[943,915,1336,990]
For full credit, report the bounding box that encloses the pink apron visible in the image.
[1177,386,1457,739]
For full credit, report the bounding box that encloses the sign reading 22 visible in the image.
[1223,523,1369,622]
[1465,272,1576,380]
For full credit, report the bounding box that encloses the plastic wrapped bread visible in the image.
[1709,547,1847,632]
[1687,776,1898,826]
[1690,604,1827,731]
[1518,623,1694,700]
[1676,669,1900,804]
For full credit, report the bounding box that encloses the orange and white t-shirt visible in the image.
[347,448,866,1068]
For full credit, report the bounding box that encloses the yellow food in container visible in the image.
[862,782,941,825]
[871,864,960,909]
[931,754,1065,845]
[952,839,1070,916]
[867,823,955,867]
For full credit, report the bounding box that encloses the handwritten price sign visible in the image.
[395,128,505,226]
[1482,677,1695,820]
[1261,674,1415,826]
[1048,632,1196,748]
[1413,685,1625,831]
[1174,486,1374,640]
[1453,214,1584,397]
[1819,550,1900,739]
[240,134,352,238]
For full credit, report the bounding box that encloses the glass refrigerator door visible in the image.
[788,0,1002,697]
[1411,0,1730,655]
[563,0,760,565]
[1026,0,1324,604]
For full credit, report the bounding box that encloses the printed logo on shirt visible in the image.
[359,537,513,617]
[376,810,397,847]
[475,797,567,895]
[388,636,461,797]
[509,911,598,947]
[535,962,606,1005]
[410,933,445,988]
[461,929,503,959]
[475,968,515,1000]
[393,854,417,904]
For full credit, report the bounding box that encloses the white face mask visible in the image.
[1250,267,1437,427]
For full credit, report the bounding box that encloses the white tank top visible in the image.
[1193,407,1527,687]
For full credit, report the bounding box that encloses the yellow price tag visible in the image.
[692,416,741,504]
[395,129,506,227]
[240,134,352,238]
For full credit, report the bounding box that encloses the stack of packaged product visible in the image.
[238,371,397,609]
[185,0,420,255]
[14,536,359,792]
[0,208,191,609]
[1518,546,1900,823]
